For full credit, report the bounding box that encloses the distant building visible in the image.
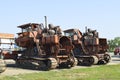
[0,33,15,49]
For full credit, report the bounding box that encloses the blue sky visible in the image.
[0,0,120,40]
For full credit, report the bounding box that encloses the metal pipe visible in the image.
[44,16,47,29]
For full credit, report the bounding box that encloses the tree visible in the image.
[108,37,120,52]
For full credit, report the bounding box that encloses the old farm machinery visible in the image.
[0,17,111,73]
[14,22,77,70]
[64,28,111,66]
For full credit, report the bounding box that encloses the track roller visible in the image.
[97,54,111,65]
[71,58,78,67]
[91,56,99,65]
[104,53,111,63]
[47,58,58,69]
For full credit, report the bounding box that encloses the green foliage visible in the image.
[1,65,120,80]
[108,37,120,52]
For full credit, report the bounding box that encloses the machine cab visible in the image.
[16,23,42,48]
[17,23,42,37]
[64,29,82,44]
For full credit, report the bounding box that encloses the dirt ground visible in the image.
[1,53,120,76]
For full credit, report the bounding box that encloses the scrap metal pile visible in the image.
[0,17,111,73]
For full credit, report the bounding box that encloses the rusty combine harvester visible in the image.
[64,28,111,66]
[15,22,77,70]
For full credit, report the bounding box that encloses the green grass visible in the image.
[1,64,120,80]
